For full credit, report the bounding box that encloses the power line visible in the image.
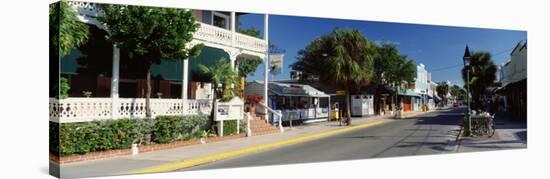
[427,46,518,72]
[429,64,462,72]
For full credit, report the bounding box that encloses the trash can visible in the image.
[331,103,340,121]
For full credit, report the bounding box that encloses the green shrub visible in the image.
[54,115,210,156]
[153,115,209,143]
[153,116,180,144]
[58,77,70,99]
[49,122,60,156]
[222,120,240,136]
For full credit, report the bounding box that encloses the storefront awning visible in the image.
[268,81,330,97]
[399,90,421,97]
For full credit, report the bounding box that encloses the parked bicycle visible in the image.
[463,113,495,137]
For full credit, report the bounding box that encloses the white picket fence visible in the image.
[49,98,214,123]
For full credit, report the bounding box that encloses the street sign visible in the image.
[336,90,346,96]
[269,53,284,75]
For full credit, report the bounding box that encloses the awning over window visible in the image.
[266,81,330,98]
[399,90,421,97]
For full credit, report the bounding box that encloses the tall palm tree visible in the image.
[293,28,375,125]
[49,0,89,58]
[462,51,497,109]
[199,59,239,131]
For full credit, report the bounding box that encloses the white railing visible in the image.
[235,33,268,53]
[50,98,212,123]
[259,102,284,133]
[194,23,233,47]
[67,1,267,53]
[67,1,103,17]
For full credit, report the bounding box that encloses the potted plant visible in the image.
[156,92,163,99]
[82,91,92,98]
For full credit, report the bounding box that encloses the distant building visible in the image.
[497,41,527,120]
[414,64,430,111]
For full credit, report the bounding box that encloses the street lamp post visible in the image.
[463,45,472,136]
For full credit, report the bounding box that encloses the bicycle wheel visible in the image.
[488,123,495,137]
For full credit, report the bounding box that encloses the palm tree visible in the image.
[293,28,375,125]
[436,82,450,106]
[199,59,239,131]
[49,0,89,58]
[462,51,497,109]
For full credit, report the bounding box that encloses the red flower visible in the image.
[246,94,263,105]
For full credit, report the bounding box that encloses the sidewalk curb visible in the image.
[127,120,387,174]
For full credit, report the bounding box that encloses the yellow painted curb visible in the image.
[128,120,386,174]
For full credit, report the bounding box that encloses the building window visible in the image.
[212,12,230,29]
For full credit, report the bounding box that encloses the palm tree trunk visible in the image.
[209,83,217,133]
[345,85,352,126]
[145,62,152,118]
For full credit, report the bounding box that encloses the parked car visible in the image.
[453,102,459,107]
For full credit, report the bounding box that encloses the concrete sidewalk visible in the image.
[58,110,436,178]
[456,113,527,153]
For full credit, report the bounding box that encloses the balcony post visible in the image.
[263,14,269,122]
[111,47,120,119]
[231,11,236,46]
[182,58,189,113]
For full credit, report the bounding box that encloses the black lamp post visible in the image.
[463,45,472,136]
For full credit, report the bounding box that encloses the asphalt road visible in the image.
[183,108,464,171]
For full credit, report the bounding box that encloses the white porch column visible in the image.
[111,47,120,119]
[182,58,189,114]
[229,54,238,91]
[182,58,189,100]
[231,11,236,46]
[263,14,270,122]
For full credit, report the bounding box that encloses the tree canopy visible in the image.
[374,43,416,92]
[450,85,466,101]
[236,27,264,77]
[461,51,497,108]
[436,82,449,104]
[49,0,89,57]
[292,28,376,125]
[98,4,203,117]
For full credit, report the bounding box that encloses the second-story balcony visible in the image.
[68,1,268,55]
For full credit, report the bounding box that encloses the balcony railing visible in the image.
[50,98,213,123]
[67,1,267,53]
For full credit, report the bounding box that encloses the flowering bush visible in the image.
[246,94,263,105]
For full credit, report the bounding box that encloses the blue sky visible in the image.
[239,14,526,86]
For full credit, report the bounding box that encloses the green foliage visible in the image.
[293,28,375,88]
[152,115,209,143]
[436,82,450,103]
[461,51,497,108]
[49,122,60,155]
[373,43,416,96]
[238,27,261,38]
[49,0,89,57]
[57,77,70,99]
[55,115,209,156]
[199,59,239,102]
[153,116,181,143]
[99,5,202,61]
[222,120,240,136]
[450,85,467,100]
[292,28,376,125]
[99,4,203,117]
[238,58,263,77]
[236,28,263,77]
